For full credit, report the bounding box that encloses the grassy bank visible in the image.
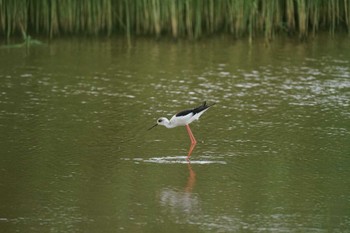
[0,0,349,41]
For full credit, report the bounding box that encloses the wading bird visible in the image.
[148,101,215,157]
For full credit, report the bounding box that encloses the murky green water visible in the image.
[0,36,350,232]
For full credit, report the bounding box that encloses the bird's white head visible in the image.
[156,117,169,126]
[148,117,170,130]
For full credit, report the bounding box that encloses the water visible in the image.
[0,36,350,232]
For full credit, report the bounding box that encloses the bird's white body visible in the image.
[158,108,210,128]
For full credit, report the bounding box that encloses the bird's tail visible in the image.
[203,101,216,108]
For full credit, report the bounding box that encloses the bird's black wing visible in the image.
[176,101,210,117]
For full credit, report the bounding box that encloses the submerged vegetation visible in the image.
[0,0,349,41]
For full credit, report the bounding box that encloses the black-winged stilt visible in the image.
[148,101,215,157]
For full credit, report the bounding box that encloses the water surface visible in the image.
[0,36,350,232]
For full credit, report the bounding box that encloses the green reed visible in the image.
[0,0,349,41]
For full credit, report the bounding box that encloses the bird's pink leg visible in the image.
[187,143,196,158]
[186,125,197,158]
[186,125,197,145]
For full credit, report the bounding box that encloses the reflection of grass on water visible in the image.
[1,36,44,49]
[0,0,349,42]
[1,23,44,49]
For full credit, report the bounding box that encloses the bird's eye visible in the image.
[158,119,162,123]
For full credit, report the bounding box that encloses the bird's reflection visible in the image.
[185,162,196,192]
[159,161,200,216]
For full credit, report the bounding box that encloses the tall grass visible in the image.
[0,0,349,41]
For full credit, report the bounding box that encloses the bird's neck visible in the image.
[163,118,174,128]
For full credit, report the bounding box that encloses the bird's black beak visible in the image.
[148,124,158,130]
